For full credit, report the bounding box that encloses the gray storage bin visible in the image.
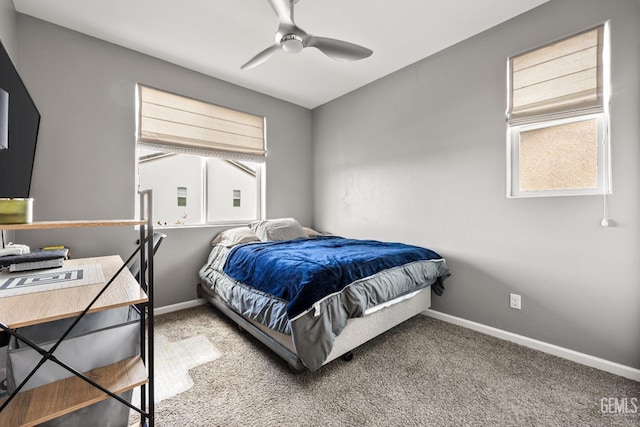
[6,306,141,426]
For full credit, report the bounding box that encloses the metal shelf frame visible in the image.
[0,189,155,427]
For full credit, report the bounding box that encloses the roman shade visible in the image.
[137,85,266,162]
[508,25,604,126]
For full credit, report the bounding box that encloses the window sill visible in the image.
[136,221,254,231]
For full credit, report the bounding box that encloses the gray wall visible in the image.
[312,0,640,369]
[0,0,16,246]
[0,0,16,61]
[12,15,313,308]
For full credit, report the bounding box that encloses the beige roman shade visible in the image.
[137,85,266,162]
[508,25,604,125]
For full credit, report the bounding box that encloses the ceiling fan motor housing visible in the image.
[281,34,304,53]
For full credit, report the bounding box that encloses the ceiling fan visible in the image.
[241,0,373,70]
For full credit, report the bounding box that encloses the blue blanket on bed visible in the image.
[223,236,443,318]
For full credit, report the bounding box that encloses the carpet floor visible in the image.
[147,305,639,426]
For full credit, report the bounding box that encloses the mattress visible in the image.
[199,236,450,371]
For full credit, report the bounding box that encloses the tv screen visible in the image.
[0,39,40,198]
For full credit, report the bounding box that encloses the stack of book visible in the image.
[0,248,69,272]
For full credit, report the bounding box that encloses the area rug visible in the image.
[130,333,221,418]
[151,334,221,402]
[0,264,104,297]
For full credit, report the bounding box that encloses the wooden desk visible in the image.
[0,255,148,329]
[0,255,149,426]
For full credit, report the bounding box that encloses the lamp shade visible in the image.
[0,88,8,150]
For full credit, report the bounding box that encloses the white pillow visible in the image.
[249,218,307,242]
[303,226,324,238]
[211,227,260,247]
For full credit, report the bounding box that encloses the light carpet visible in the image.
[147,305,639,426]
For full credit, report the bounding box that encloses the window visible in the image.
[135,85,265,226]
[507,24,610,197]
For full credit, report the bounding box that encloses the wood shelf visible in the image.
[0,356,148,427]
[0,219,146,230]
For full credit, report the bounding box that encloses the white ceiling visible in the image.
[13,0,549,109]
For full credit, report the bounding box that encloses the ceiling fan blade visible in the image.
[267,0,294,25]
[241,44,281,70]
[305,36,373,62]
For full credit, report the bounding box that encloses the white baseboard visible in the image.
[423,309,640,382]
[155,298,206,316]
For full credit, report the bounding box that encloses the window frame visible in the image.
[506,23,611,198]
[507,113,610,198]
[202,158,264,226]
[136,151,265,228]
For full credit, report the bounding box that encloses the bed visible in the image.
[198,218,451,372]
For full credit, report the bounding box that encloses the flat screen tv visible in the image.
[0,39,40,198]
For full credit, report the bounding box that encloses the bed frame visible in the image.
[197,282,432,372]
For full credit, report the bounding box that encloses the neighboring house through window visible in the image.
[135,85,265,225]
[507,24,610,197]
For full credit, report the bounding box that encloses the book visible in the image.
[42,245,72,259]
[0,248,69,270]
[9,257,65,272]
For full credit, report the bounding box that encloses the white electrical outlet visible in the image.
[510,293,522,310]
